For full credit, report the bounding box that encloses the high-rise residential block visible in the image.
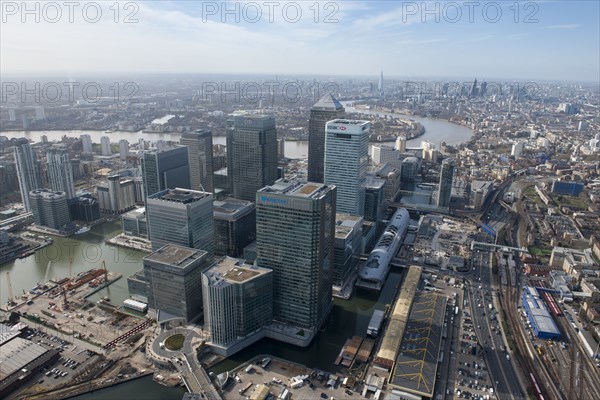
[119,139,129,160]
[14,141,41,212]
[46,148,75,199]
[101,136,111,156]
[96,175,136,214]
[29,189,71,231]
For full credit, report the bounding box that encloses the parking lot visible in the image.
[15,326,99,393]
[222,357,359,400]
[453,305,496,399]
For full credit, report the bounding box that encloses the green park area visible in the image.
[164,334,185,351]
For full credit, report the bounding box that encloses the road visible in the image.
[152,327,220,399]
[466,250,525,400]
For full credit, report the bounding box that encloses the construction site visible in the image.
[0,260,148,348]
[0,259,164,400]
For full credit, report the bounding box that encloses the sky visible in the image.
[1,0,599,82]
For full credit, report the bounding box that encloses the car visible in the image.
[321,393,328,399]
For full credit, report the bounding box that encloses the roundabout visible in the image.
[164,334,185,351]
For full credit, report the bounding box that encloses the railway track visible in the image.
[501,279,564,400]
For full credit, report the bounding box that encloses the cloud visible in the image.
[545,24,580,29]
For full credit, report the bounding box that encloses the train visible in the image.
[529,372,545,400]
[356,208,410,291]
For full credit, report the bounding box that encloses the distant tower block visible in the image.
[395,136,406,152]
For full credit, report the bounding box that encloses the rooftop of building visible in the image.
[328,119,370,125]
[0,334,52,382]
[311,94,344,111]
[402,156,419,163]
[376,163,400,177]
[376,266,421,366]
[258,180,333,200]
[180,129,212,138]
[204,256,271,285]
[213,198,255,220]
[472,180,494,191]
[122,207,146,220]
[143,145,187,156]
[335,213,362,239]
[145,244,207,267]
[149,188,211,204]
[366,177,385,190]
[29,188,66,199]
[227,113,276,126]
[390,290,446,397]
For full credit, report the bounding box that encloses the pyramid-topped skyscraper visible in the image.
[308,94,345,183]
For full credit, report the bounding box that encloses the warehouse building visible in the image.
[522,286,561,341]
[0,324,59,397]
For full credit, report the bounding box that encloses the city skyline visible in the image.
[1,1,598,82]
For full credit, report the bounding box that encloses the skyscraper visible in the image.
[226,114,277,201]
[143,244,212,322]
[101,136,111,156]
[29,189,71,231]
[213,198,256,257]
[141,146,191,199]
[180,130,214,193]
[46,148,75,199]
[324,119,370,216]
[146,188,214,255]
[34,106,46,120]
[256,181,336,343]
[436,158,455,207]
[96,175,136,214]
[14,141,41,212]
[395,135,407,152]
[470,78,478,97]
[80,134,93,154]
[307,95,345,183]
[202,257,273,354]
[119,139,129,160]
[378,70,384,98]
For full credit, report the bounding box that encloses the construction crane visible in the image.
[101,260,108,284]
[42,261,53,288]
[62,286,69,310]
[6,272,16,306]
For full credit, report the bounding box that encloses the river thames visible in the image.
[1,107,473,159]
